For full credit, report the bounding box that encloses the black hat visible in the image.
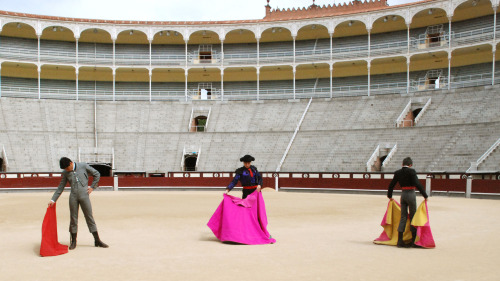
[240,155,255,162]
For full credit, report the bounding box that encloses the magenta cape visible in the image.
[374,200,435,248]
[207,191,276,245]
[40,204,68,257]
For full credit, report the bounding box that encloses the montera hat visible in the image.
[240,154,255,162]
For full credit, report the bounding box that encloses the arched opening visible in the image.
[0,157,3,172]
[184,155,197,171]
[90,163,112,177]
[413,108,422,119]
[194,115,207,132]
[379,155,388,172]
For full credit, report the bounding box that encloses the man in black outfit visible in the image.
[225,155,262,199]
[387,157,428,248]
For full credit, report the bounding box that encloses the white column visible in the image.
[37,34,41,99]
[76,69,79,101]
[112,68,116,102]
[368,29,371,58]
[448,17,452,90]
[329,33,333,61]
[257,67,260,101]
[112,39,116,69]
[75,38,79,66]
[329,64,333,99]
[368,29,371,97]
[293,66,296,99]
[407,23,411,94]
[407,57,410,94]
[37,34,41,65]
[493,8,497,85]
[185,39,188,67]
[0,64,2,98]
[425,175,432,197]
[221,40,224,67]
[407,23,411,54]
[149,40,152,100]
[76,37,79,101]
[466,175,472,198]
[221,68,224,101]
[149,69,152,102]
[184,69,188,102]
[37,66,41,99]
[367,61,371,97]
[257,38,260,66]
[149,39,152,69]
[448,55,451,90]
[493,48,496,85]
[293,36,296,65]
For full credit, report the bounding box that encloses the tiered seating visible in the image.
[0,36,38,62]
[40,39,76,64]
[151,44,185,66]
[78,42,113,66]
[0,84,499,172]
[370,30,408,57]
[115,44,149,66]
[453,15,494,33]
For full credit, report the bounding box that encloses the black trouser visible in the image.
[398,189,417,233]
[242,188,256,199]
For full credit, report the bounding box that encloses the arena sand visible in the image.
[0,189,498,281]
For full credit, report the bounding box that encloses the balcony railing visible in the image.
[0,26,497,68]
[2,72,496,101]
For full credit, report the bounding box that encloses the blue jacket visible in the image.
[227,165,263,190]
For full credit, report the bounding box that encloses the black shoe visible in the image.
[92,231,109,248]
[94,240,109,248]
[69,233,77,250]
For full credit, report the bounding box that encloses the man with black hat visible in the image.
[48,157,109,250]
[225,154,263,199]
[387,157,428,248]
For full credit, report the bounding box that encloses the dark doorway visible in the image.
[90,163,112,177]
[200,51,212,62]
[428,76,438,87]
[194,116,207,132]
[413,108,422,119]
[427,33,441,46]
[184,156,197,171]
[0,158,3,172]
[380,155,388,164]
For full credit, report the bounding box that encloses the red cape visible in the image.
[40,204,68,257]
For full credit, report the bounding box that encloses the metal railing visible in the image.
[0,25,497,68]
[1,70,498,101]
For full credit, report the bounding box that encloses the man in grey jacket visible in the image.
[48,157,109,250]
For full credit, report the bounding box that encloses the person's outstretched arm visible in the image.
[49,174,68,206]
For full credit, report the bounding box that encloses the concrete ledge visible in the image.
[288,99,300,103]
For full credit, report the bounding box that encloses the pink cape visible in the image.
[40,204,69,257]
[207,191,276,245]
[373,200,435,248]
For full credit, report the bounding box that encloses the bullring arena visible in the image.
[0,0,500,280]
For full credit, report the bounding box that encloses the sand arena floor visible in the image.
[0,189,499,281]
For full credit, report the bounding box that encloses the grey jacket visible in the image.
[51,162,100,202]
